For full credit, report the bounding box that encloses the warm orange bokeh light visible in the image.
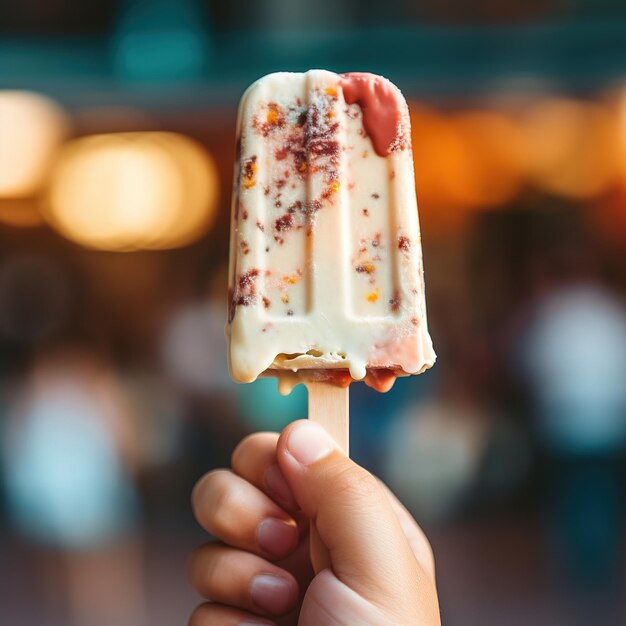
[448,111,525,208]
[411,105,525,234]
[43,132,219,251]
[0,91,69,199]
[142,132,220,249]
[614,87,626,190]
[411,105,472,233]
[522,98,618,199]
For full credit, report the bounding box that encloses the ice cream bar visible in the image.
[227,70,435,392]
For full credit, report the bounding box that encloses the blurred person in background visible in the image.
[1,349,146,626]
[521,240,626,608]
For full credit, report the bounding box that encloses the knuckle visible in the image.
[188,603,210,626]
[188,544,227,598]
[193,470,235,534]
[232,431,279,468]
[210,486,239,537]
[231,432,259,467]
[186,546,201,585]
[192,469,227,508]
[199,546,226,598]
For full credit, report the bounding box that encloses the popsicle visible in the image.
[227,70,435,395]
[227,70,435,571]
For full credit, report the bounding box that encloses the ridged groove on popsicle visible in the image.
[344,90,396,320]
[303,70,315,315]
[387,151,402,319]
[251,79,269,316]
[308,71,348,321]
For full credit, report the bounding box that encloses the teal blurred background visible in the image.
[1,1,626,624]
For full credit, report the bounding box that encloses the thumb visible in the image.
[276,420,435,617]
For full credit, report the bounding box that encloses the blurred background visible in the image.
[1,1,626,624]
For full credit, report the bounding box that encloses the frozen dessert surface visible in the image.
[227,70,435,392]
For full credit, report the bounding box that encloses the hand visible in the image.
[188,419,440,625]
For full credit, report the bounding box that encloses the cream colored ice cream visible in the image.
[227,70,435,392]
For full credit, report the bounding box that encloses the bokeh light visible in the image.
[410,105,525,234]
[411,105,473,232]
[522,98,618,199]
[43,132,219,251]
[0,91,69,199]
[615,85,626,189]
[448,110,525,209]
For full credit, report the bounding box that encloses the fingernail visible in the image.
[257,518,298,556]
[266,463,296,508]
[287,421,335,465]
[250,573,295,615]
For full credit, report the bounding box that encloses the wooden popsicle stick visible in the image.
[306,381,349,574]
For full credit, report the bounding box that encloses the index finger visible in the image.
[232,432,298,511]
